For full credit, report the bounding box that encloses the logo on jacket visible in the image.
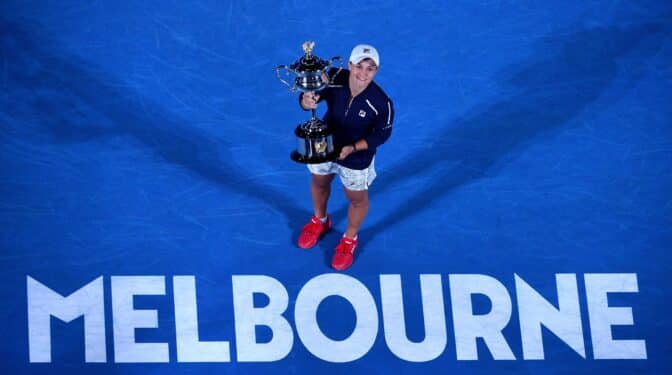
[358,110,366,118]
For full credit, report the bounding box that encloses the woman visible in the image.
[297,44,394,271]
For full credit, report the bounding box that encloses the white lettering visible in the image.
[231,275,293,362]
[585,273,647,359]
[111,276,168,363]
[173,276,230,362]
[516,274,585,359]
[24,272,647,363]
[449,274,515,360]
[295,273,378,362]
[27,276,106,363]
[380,274,447,361]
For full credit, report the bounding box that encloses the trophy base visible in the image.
[291,118,337,164]
[290,150,339,164]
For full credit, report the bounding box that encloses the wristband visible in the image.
[352,143,357,152]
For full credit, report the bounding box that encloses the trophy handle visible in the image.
[326,56,343,87]
[275,65,297,92]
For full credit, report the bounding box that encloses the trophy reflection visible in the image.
[276,41,342,163]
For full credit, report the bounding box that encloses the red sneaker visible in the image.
[331,236,358,271]
[297,215,331,249]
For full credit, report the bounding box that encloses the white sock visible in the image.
[318,216,328,223]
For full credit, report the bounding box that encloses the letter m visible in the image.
[27,276,106,362]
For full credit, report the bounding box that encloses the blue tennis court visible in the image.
[1,1,670,373]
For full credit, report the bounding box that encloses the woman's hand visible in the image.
[339,144,355,160]
[301,92,320,110]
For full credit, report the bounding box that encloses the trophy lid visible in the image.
[302,41,315,56]
[292,41,331,72]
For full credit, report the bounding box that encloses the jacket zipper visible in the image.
[344,96,355,117]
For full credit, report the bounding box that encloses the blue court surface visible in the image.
[1,1,671,374]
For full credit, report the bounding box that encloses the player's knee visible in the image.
[351,199,368,209]
[346,191,368,207]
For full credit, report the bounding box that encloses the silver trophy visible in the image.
[276,41,342,163]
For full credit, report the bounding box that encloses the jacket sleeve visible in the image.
[364,98,394,149]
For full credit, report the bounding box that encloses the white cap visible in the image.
[349,44,380,67]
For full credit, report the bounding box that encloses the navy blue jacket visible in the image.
[300,68,394,170]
